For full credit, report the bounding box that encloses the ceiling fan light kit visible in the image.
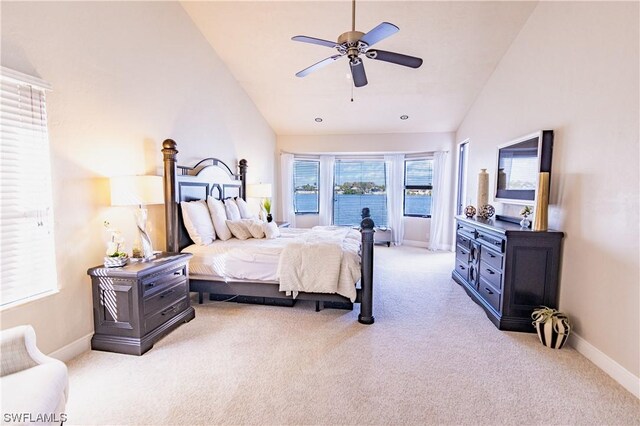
[292,0,423,88]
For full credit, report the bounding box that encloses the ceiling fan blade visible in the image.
[350,59,368,87]
[360,22,399,47]
[292,35,339,49]
[295,55,343,78]
[366,49,423,69]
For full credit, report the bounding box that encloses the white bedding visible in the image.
[182,226,361,300]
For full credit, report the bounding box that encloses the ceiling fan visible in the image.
[292,0,423,87]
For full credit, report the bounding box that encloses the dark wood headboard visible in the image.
[162,139,247,251]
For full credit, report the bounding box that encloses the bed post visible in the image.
[239,159,248,200]
[162,139,179,253]
[359,215,375,325]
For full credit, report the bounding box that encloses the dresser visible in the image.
[452,216,564,332]
[87,253,195,355]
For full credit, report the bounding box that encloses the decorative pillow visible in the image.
[180,200,215,246]
[235,197,255,219]
[226,220,252,240]
[243,219,265,239]
[263,221,280,239]
[224,198,242,221]
[206,198,232,241]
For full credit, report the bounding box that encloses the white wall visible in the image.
[456,2,639,380]
[0,2,275,355]
[277,132,456,247]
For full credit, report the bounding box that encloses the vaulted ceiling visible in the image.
[182,1,537,135]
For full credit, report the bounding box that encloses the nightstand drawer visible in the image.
[144,297,189,333]
[479,261,502,290]
[143,279,187,316]
[456,232,472,250]
[142,266,186,296]
[477,231,505,253]
[454,259,470,282]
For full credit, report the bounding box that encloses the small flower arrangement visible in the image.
[103,221,127,258]
[520,206,533,218]
[262,198,272,214]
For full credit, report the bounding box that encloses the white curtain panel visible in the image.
[319,155,335,226]
[384,154,405,245]
[428,151,449,250]
[280,153,296,227]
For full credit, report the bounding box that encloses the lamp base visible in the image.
[135,207,154,260]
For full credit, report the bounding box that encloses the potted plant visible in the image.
[520,205,533,228]
[531,306,571,349]
[103,221,128,267]
[262,198,272,223]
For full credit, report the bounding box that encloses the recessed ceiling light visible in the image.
[400,115,409,120]
[315,117,323,123]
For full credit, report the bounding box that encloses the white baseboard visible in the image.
[49,332,92,363]
[402,239,428,248]
[569,332,639,399]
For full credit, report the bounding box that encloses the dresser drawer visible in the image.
[477,231,505,253]
[144,297,188,333]
[142,266,186,296]
[454,259,470,282]
[479,261,502,291]
[482,247,503,271]
[456,244,471,264]
[143,279,187,317]
[456,232,473,250]
[478,277,501,313]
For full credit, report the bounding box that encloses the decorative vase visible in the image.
[464,205,476,218]
[266,213,273,223]
[532,306,571,349]
[533,172,549,231]
[477,169,489,210]
[520,217,531,228]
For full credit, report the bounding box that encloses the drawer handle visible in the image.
[173,271,183,276]
[458,265,466,270]
[160,289,176,299]
[484,287,494,295]
[486,269,495,275]
[146,282,156,288]
[488,253,496,258]
[161,306,177,316]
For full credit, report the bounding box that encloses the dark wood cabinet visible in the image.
[452,216,563,332]
[87,253,195,355]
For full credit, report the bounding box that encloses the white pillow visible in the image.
[263,221,280,239]
[235,197,254,219]
[206,198,232,241]
[224,198,242,221]
[181,200,215,246]
[243,219,265,239]
[226,220,252,240]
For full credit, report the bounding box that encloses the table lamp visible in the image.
[110,175,164,259]
[246,183,273,222]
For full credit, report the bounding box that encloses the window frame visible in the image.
[333,159,388,227]
[293,158,320,215]
[403,158,433,218]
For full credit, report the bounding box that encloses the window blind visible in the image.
[293,160,319,213]
[1,68,58,307]
[334,160,387,227]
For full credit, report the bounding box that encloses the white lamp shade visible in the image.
[110,175,164,206]
[246,183,272,198]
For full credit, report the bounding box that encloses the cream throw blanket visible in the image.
[276,226,361,302]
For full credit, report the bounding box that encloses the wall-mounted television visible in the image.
[495,130,553,204]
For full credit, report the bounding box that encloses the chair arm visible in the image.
[1,325,53,377]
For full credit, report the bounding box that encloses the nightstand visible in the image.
[276,221,290,228]
[87,253,195,355]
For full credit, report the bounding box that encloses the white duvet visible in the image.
[182,226,361,301]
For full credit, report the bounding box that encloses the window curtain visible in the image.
[428,151,449,250]
[384,154,405,245]
[280,153,296,227]
[318,155,335,226]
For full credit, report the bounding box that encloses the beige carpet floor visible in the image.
[66,246,639,425]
